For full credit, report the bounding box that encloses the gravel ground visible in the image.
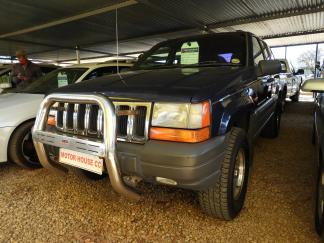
[0,97,321,242]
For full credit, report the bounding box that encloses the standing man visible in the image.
[10,49,42,88]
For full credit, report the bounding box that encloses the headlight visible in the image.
[152,102,210,129]
[150,101,211,143]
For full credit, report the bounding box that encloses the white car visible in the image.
[0,62,132,168]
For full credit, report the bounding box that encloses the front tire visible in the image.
[8,121,41,168]
[198,127,250,220]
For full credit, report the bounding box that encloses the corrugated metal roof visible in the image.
[214,12,324,36]
[265,32,324,46]
[1,0,324,61]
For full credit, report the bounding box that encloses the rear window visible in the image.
[19,68,88,94]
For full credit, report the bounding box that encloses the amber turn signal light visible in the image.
[47,116,56,126]
[150,127,210,143]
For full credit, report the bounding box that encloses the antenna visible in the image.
[115,8,127,85]
[115,8,119,74]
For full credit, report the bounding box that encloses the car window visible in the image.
[18,68,88,94]
[40,66,57,75]
[84,66,129,80]
[252,37,264,65]
[138,46,172,67]
[261,41,271,60]
[135,33,246,69]
[119,66,131,73]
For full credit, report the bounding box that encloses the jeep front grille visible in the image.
[54,101,151,143]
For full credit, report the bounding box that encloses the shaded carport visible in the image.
[0,1,322,242]
[0,0,323,63]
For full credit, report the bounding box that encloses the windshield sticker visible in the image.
[231,58,241,64]
[57,72,68,87]
[180,41,199,65]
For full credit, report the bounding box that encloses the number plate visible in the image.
[59,148,104,175]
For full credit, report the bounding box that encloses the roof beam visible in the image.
[261,29,324,40]
[270,41,324,48]
[0,0,138,39]
[207,4,324,29]
[3,38,116,56]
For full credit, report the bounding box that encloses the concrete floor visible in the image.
[0,98,321,242]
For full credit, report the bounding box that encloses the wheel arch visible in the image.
[226,110,252,134]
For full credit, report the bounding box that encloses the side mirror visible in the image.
[301,78,324,92]
[258,60,281,76]
[295,69,304,75]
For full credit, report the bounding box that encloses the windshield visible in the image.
[17,68,88,94]
[135,34,246,69]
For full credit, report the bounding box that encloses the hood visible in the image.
[0,93,44,127]
[53,66,255,102]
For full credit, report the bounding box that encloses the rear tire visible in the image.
[261,109,281,138]
[198,127,250,220]
[8,121,41,168]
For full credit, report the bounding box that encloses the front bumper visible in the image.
[33,130,227,191]
[117,136,227,190]
[0,126,16,163]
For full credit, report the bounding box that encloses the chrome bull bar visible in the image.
[32,93,141,201]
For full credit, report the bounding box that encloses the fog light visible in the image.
[156,177,177,185]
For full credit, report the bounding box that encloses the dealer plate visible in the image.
[59,148,104,175]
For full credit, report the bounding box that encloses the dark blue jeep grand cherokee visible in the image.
[32,31,283,220]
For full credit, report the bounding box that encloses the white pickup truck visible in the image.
[278,59,304,102]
